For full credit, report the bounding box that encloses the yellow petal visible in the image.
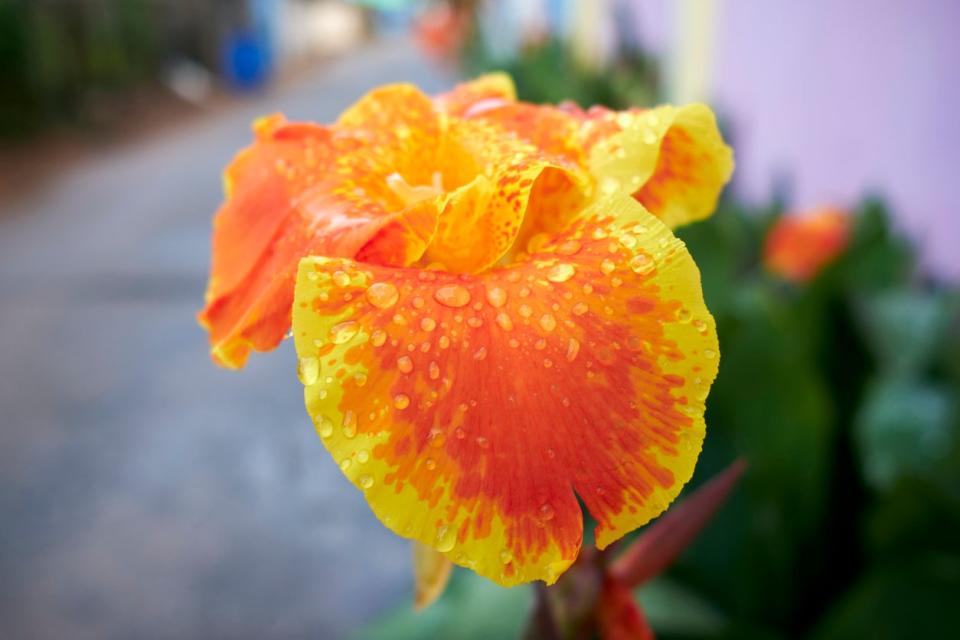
[413,541,454,610]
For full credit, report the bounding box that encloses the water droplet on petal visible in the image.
[330,321,359,344]
[353,372,367,387]
[342,411,357,438]
[366,282,399,309]
[476,436,489,449]
[704,349,717,359]
[297,356,319,385]
[495,312,514,331]
[358,474,374,489]
[547,263,575,283]
[629,253,654,274]
[428,361,440,380]
[434,284,471,308]
[340,459,352,472]
[600,259,616,275]
[518,304,533,318]
[420,317,436,332]
[555,239,581,256]
[572,302,589,316]
[473,346,488,361]
[438,335,451,349]
[332,270,351,287]
[565,338,580,362]
[357,449,370,463]
[466,316,483,328]
[539,314,557,331]
[436,525,456,552]
[486,286,508,308]
[394,394,410,409]
[397,355,414,373]
[539,503,555,521]
[315,415,334,438]
[371,329,387,347]
[425,458,437,470]
[601,176,620,195]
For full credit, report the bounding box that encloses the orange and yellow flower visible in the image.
[764,206,851,282]
[200,74,733,587]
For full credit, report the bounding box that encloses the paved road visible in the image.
[0,38,453,640]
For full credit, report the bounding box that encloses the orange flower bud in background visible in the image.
[764,206,851,282]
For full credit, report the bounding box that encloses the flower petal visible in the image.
[199,87,445,368]
[292,195,718,586]
[434,72,517,117]
[422,118,580,273]
[587,104,734,229]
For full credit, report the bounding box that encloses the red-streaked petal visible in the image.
[292,195,717,586]
[586,104,734,229]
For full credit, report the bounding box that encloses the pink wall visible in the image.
[635,0,960,278]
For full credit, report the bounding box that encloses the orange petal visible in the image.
[292,195,717,586]
[586,104,734,229]
[199,87,445,368]
[434,72,517,117]
[413,541,454,609]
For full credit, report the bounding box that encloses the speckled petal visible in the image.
[586,104,734,229]
[291,195,718,586]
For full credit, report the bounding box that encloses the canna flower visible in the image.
[200,75,733,587]
[764,206,851,283]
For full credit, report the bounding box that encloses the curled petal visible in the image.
[199,86,445,368]
[434,72,517,117]
[587,104,734,229]
[292,195,718,586]
[423,118,582,273]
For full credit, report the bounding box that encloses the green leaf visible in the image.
[854,379,955,491]
[635,577,727,637]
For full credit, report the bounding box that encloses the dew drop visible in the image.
[518,286,531,298]
[365,282,399,309]
[358,474,374,489]
[466,316,483,328]
[394,394,410,409]
[565,338,580,362]
[600,176,620,195]
[539,503,556,522]
[438,335,451,349]
[425,458,437,470]
[518,304,533,318]
[397,355,414,373]
[572,302,589,316]
[629,253,654,274]
[428,427,445,447]
[428,361,440,380]
[315,415,334,438]
[547,263,576,283]
[297,356,320,385]
[535,339,547,350]
[434,284,471,308]
[340,459,352,472]
[436,525,456,552]
[704,349,717,359]
[342,410,357,438]
[486,286,508,308]
[329,321,359,344]
[455,428,466,439]
[332,270,351,287]
[619,234,638,249]
[352,372,368,387]
[508,338,520,348]
[420,317,437,332]
[371,329,387,347]
[357,449,370,464]
[476,436,489,449]
[555,239,581,256]
[473,346,488,361]
[610,276,623,287]
[495,312,514,331]
[539,314,557,332]
[600,259,616,275]
[543,358,553,368]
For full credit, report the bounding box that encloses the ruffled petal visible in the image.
[434,72,517,117]
[292,195,718,586]
[199,87,446,368]
[422,118,581,273]
[586,104,734,229]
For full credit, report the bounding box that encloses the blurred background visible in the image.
[0,1,957,638]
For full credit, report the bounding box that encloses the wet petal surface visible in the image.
[292,196,718,586]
